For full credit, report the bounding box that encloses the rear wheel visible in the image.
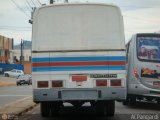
[40,102,50,117]
[122,100,129,105]
[96,101,107,116]
[51,102,62,117]
[157,99,160,104]
[129,96,136,105]
[122,97,129,105]
[106,100,115,117]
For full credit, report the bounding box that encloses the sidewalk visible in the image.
[0,96,37,115]
[0,76,16,87]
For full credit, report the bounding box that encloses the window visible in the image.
[11,69,16,72]
[17,71,21,73]
[137,36,160,62]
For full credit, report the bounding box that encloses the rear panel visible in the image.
[32,51,126,89]
[128,33,160,97]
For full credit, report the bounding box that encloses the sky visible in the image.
[0,0,160,45]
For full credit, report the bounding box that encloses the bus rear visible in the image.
[32,3,126,117]
[124,33,160,105]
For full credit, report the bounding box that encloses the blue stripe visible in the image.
[32,56,126,63]
[32,66,125,72]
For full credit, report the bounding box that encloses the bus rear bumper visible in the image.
[128,84,160,98]
[33,88,126,102]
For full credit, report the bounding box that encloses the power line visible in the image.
[23,0,32,11]
[37,0,42,5]
[0,26,31,28]
[10,0,30,18]
[123,15,160,23]
[121,5,160,9]
[30,0,37,7]
[0,28,31,31]
[26,0,33,8]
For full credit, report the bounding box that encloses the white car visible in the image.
[4,69,24,77]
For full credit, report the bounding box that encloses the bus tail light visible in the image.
[72,75,87,82]
[96,80,107,87]
[134,70,140,78]
[52,81,63,87]
[110,79,121,86]
[153,81,160,86]
[37,81,49,88]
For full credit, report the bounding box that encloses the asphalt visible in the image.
[0,85,32,108]
[0,96,36,115]
[19,101,160,120]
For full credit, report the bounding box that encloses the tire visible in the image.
[106,100,115,117]
[122,100,129,105]
[122,97,129,105]
[16,83,19,86]
[96,101,107,116]
[129,96,136,105]
[5,73,9,77]
[157,99,160,104]
[50,102,61,117]
[40,102,50,117]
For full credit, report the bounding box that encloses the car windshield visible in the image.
[11,69,16,72]
[18,76,23,78]
[137,36,160,61]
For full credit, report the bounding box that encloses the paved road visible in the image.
[0,76,17,83]
[19,101,160,120]
[0,85,32,108]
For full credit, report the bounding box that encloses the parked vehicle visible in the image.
[16,74,32,86]
[32,3,126,117]
[4,69,24,77]
[123,33,160,105]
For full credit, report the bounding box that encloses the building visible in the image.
[12,40,32,74]
[0,35,14,63]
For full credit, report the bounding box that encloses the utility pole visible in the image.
[20,39,23,64]
[50,0,55,4]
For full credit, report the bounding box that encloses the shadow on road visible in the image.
[126,101,160,111]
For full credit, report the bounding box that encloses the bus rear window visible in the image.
[137,36,160,61]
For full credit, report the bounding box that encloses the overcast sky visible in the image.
[0,0,160,45]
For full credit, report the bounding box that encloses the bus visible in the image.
[123,33,160,105]
[32,3,126,117]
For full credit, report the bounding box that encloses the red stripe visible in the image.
[32,61,125,67]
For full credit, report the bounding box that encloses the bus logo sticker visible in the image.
[141,68,160,79]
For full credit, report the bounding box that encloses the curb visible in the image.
[0,96,37,117]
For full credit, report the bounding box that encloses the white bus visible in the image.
[123,33,160,105]
[32,3,126,117]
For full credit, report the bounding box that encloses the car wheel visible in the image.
[5,73,9,77]
[16,83,19,86]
